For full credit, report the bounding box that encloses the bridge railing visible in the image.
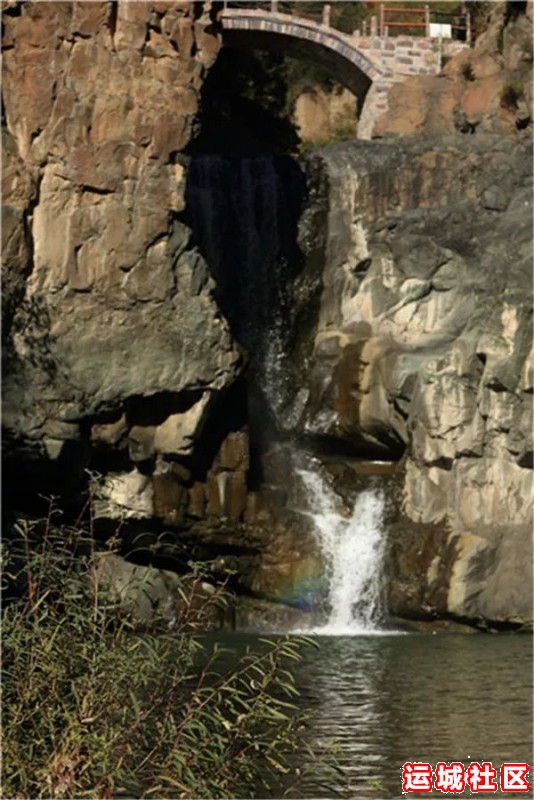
[378,4,471,42]
[427,7,472,42]
[221,1,472,43]
[380,5,428,36]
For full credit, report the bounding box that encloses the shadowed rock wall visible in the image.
[1,2,322,621]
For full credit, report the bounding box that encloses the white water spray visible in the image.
[298,467,386,635]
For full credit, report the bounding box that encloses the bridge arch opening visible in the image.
[219,20,373,107]
[214,2,381,127]
[188,46,302,155]
[189,4,380,155]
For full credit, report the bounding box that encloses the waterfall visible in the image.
[186,156,388,634]
[297,467,386,635]
[185,155,306,438]
[185,155,304,350]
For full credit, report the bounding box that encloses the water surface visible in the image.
[210,632,533,798]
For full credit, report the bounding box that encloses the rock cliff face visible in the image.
[3,1,241,492]
[1,1,319,623]
[284,135,533,628]
[2,1,532,631]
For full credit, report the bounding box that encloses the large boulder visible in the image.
[93,552,229,629]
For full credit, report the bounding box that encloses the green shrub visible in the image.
[2,507,340,799]
[298,125,357,151]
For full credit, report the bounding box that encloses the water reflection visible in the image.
[211,633,533,799]
[296,635,533,798]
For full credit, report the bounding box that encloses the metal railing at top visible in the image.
[379,4,471,41]
[380,5,429,34]
[221,1,472,42]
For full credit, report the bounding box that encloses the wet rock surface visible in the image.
[233,595,316,633]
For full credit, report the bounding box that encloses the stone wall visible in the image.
[356,34,446,137]
[357,33,443,77]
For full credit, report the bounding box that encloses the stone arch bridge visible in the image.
[219,4,468,137]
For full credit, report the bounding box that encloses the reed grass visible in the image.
[2,504,340,799]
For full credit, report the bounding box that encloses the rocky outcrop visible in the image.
[375,1,533,138]
[293,85,358,145]
[2,5,281,634]
[283,135,533,629]
[2,2,242,489]
[93,552,230,629]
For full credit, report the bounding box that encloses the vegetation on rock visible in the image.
[500,78,526,109]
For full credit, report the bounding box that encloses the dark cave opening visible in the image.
[182,42,314,466]
[188,46,301,156]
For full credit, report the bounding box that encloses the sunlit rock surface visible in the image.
[286,136,532,628]
[3,1,240,464]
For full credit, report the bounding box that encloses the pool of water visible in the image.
[206,632,533,798]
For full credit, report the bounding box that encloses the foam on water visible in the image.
[297,467,388,636]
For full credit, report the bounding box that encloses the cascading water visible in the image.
[185,155,305,425]
[297,467,386,635]
[186,155,389,634]
[185,155,303,347]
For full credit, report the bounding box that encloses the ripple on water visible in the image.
[210,632,533,799]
